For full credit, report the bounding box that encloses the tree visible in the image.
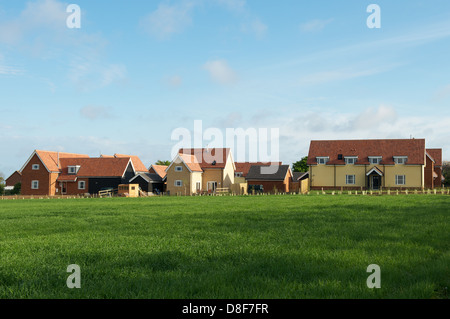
[443,161,450,187]
[292,156,309,172]
[0,172,4,195]
[12,183,21,195]
[155,160,171,166]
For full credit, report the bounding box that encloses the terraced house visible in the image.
[307,139,443,190]
[19,150,148,196]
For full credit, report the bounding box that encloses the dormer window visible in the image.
[68,165,81,174]
[345,156,358,165]
[393,156,408,165]
[316,157,329,165]
[369,156,382,165]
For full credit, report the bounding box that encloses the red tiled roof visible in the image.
[307,139,426,166]
[114,154,148,172]
[150,165,168,178]
[178,154,203,172]
[426,149,442,166]
[235,162,282,177]
[35,150,89,172]
[58,157,132,180]
[178,148,231,169]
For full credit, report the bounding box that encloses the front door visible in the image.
[61,182,67,194]
[371,176,381,190]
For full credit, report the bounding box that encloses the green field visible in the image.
[0,195,448,299]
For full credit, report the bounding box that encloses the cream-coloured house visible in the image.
[307,139,442,190]
[165,148,235,195]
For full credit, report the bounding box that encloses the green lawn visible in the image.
[0,195,448,299]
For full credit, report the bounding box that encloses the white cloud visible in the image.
[167,75,183,87]
[203,59,238,85]
[140,3,194,39]
[241,18,268,38]
[80,106,113,120]
[300,19,333,33]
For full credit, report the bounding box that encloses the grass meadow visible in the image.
[0,194,448,299]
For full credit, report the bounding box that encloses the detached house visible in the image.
[246,164,293,194]
[165,148,235,195]
[307,139,443,190]
[19,150,147,196]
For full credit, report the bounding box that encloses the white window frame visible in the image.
[395,175,406,185]
[368,156,382,164]
[68,166,77,174]
[196,181,201,191]
[346,175,356,185]
[175,166,183,172]
[345,157,358,165]
[175,180,183,187]
[78,181,86,190]
[31,180,39,189]
[394,156,408,165]
[32,164,39,170]
[235,172,243,177]
[316,157,329,165]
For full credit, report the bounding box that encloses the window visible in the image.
[175,166,183,172]
[395,175,406,185]
[235,172,243,177]
[32,164,39,170]
[78,181,86,190]
[369,157,382,164]
[68,166,76,174]
[345,157,358,165]
[317,157,329,165]
[346,175,356,185]
[31,180,39,189]
[394,156,408,165]
[196,181,201,191]
[175,180,183,187]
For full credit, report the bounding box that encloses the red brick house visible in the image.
[425,149,443,188]
[19,150,148,196]
[5,171,22,187]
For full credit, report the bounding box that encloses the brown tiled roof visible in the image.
[307,139,426,166]
[58,158,132,180]
[114,154,148,172]
[235,162,282,177]
[426,149,442,166]
[35,150,89,172]
[178,148,231,169]
[150,165,168,178]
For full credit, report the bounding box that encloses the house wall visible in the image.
[21,153,53,195]
[5,172,21,187]
[61,178,89,195]
[424,156,434,189]
[310,163,425,190]
[222,153,235,188]
[202,169,223,191]
[191,172,203,194]
[247,181,287,194]
[434,167,443,188]
[166,160,194,195]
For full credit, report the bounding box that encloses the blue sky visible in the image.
[1,0,450,175]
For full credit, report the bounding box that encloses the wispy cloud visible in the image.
[299,18,333,33]
[241,18,268,39]
[140,2,194,39]
[80,106,114,120]
[203,59,238,85]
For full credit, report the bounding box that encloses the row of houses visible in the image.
[5,138,444,196]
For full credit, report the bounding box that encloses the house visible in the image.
[165,148,235,195]
[5,170,22,187]
[57,157,136,195]
[246,164,293,194]
[129,172,165,194]
[19,150,146,196]
[234,162,282,183]
[149,165,168,179]
[307,139,442,190]
[291,171,310,194]
[425,149,443,189]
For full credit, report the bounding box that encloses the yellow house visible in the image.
[165,148,235,195]
[307,139,442,190]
